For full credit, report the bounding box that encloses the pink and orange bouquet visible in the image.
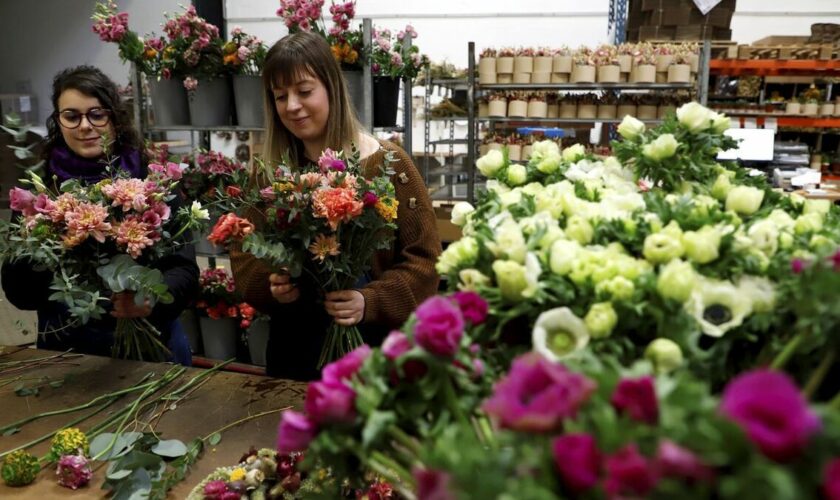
[208,147,398,366]
[0,161,209,360]
[196,267,254,328]
[181,149,250,218]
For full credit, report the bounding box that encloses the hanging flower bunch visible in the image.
[367,25,428,79]
[223,26,268,76]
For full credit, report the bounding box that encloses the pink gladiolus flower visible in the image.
[276,410,317,453]
[552,433,601,493]
[449,291,488,325]
[655,440,715,483]
[322,345,371,385]
[720,369,821,462]
[304,381,356,424]
[604,444,658,498]
[611,376,659,425]
[414,296,464,357]
[115,217,156,258]
[9,187,37,216]
[482,353,596,433]
[382,330,411,360]
[56,454,92,490]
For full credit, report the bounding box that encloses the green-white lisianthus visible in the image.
[596,275,636,301]
[643,232,684,264]
[549,239,582,276]
[736,275,776,313]
[449,201,475,227]
[476,149,505,177]
[530,139,560,161]
[725,185,765,215]
[747,219,780,257]
[507,163,528,186]
[490,218,527,263]
[617,114,646,140]
[809,234,836,253]
[436,236,478,274]
[794,212,824,235]
[585,302,618,339]
[499,189,523,209]
[492,259,535,303]
[767,208,796,232]
[538,224,566,250]
[676,102,715,133]
[682,225,722,264]
[565,215,594,245]
[710,173,733,201]
[803,198,831,216]
[642,134,679,161]
[457,268,491,291]
[521,182,544,197]
[709,110,731,134]
[656,259,696,303]
[645,338,684,374]
[562,143,586,164]
[532,307,590,361]
[686,276,753,337]
[535,152,562,174]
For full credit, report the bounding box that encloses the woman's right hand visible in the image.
[269,272,300,304]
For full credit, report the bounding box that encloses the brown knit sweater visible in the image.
[230,140,441,330]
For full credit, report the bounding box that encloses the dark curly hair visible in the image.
[43,65,142,161]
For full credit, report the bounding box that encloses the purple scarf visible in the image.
[48,145,144,183]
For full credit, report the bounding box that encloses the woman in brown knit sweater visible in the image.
[231,32,441,380]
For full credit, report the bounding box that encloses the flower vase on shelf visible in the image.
[597,104,617,120]
[632,65,656,83]
[658,105,676,119]
[232,75,263,127]
[373,76,400,127]
[655,54,674,72]
[496,56,514,74]
[551,73,570,83]
[547,103,560,118]
[560,102,578,118]
[803,102,819,115]
[655,72,668,83]
[531,72,551,84]
[513,56,533,73]
[478,57,496,74]
[497,74,513,84]
[343,69,365,123]
[189,77,233,127]
[479,72,497,84]
[637,104,658,120]
[488,99,508,117]
[200,316,238,361]
[478,101,490,117]
[577,103,597,119]
[618,54,632,73]
[820,103,835,115]
[527,100,548,118]
[571,65,596,83]
[597,65,620,83]
[507,98,528,118]
[507,144,522,162]
[617,104,637,118]
[522,144,533,161]
[667,64,691,83]
[785,102,802,115]
[149,77,190,126]
[552,55,572,74]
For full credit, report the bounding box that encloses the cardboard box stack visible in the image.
[627,0,736,42]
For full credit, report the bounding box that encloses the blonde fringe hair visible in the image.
[260,32,362,172]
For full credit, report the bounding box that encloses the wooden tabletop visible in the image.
[0,347,306,498]
[793,188,840,201]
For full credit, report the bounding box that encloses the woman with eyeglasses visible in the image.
[0,65,198,365]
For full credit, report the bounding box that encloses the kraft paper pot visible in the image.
[618,54,632,73]
[577,104,597,119]
[551,73,570,83]
[617,105,637,118]
[513,56,534,73]
[552,55,572,73]
[637,105,658,120]
[560,103,578,118]
[479,71,497,84]
[632,65,656,83]
[508,99,528,117]
[803,103,819,115]
[820,103,835,115]
[496,56,514,73]
[597,65,621,83]
[478,57,496,74]
[534,56,553,73]
[478,101,490,117]
[667,64,691,83]
[488,99,508,117]
[513,72,532,84]
[658,105,676,119]
[597,104,618,120]
[531,72,551,84]
[571,65,596,83]
[547,103,560,118]
[655,54,674,73]
[527,100,548,118]
[507,144,522,162]
[497,73,513,84]
[522,145,533,161]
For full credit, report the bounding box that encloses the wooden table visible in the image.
[794,188,840,202]
[0,347,307,498]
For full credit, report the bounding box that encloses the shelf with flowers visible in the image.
[194,267,254,361]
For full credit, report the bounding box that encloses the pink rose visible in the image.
[611,376,659,425]
[414,296,464,357]
[321,344,371,385]
[654,440,715,484]
[276,410,317,453]
[449,291,488,325]
[9,187,36,216]
[362,191,379,207]
[34,193,56,215]
[552,433,600,493]
[165,161,183,180]
[260,186,277,201]
[604,444,658,498]
[304,381,356,424]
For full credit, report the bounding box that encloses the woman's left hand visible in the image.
[111,292,152,319]
[324,290,365,326]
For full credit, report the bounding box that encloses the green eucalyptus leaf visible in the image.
[208,433,222,446]
[151,439,187,458]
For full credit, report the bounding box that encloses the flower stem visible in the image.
[388,426,422,457]
[770,332,803,370]
[830,391,840,412]
[369,450,416,491]
[200,406,290,441]
[442,376,470,429]
[803,348,836,400]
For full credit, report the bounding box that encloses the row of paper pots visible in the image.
[479,65,692,85]
[148,75,264,128]
[479,54,698,75]
[180,309,269,365]
[785,102,840,116]
[480,101,673,121]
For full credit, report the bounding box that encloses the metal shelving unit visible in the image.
[478,117,663,125]
[422,74,471,198]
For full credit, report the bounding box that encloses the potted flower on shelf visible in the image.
[496,46,516,77]
[637,93,658,120]
[512,47,534,83]
[488,92,508,117]
[92,1,191,126]
[681,41,700,73]
[479,47,498,84]
[521,134,535,161]
[667,50,692,83]
[552,45,573,78]
[597,92,618,120]
[506,133,523,162]
[224,27,267,128]
[577,92,598,119]
[239,304,269,366]
[507,91,529,118]
[595,45,621,83]
[559,93,578,118]
[800,86,822,116]
[327,3,366,117]
[532,47,553,83]
[527,92,548,118]
[654,43,675,73]
[617,94,637,119]
[657,93,679,120]
[196,267,244,361]
[546,92,560,118]
[571,46,596,83]
[477,95,490,118]
[617,43,634,74]
[632,47,657,84]
[367,25,428,127]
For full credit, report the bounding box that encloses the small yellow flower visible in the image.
[50,427,90,458]
[375,197,399,222]
[229,467,247,482]
[309,233,341,262]
[273,181,294,193]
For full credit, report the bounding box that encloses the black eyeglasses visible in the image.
[56,108,112,129]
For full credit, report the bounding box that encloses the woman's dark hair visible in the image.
[43,65,142,160]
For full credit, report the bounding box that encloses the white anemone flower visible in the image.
[686,276,753,337]
[532,307,591,361]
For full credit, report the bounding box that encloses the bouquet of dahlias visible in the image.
[209,147,398,367]
[0,159,209,361]
[196,267,253,328]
